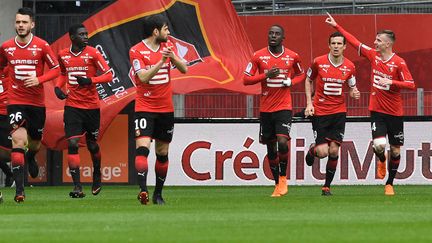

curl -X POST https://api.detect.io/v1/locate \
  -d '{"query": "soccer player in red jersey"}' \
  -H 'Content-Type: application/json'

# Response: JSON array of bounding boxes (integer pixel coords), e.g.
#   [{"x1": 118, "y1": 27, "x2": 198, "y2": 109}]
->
[
  {"x1": 55, "y1": 24, "x2": 113, "y2": 198},
  {"x1": 0, "y1": 68, "x2": 13, "y2": 187},
  {"x1": 0, "y1": 8, "x2": 60, "y2": 202},
  {"x1": 326, "y1": 13, "x2": 415, "y2": 195},
  {"x1": 304, "y1": 32, "x2": 360, "y2": 196},
  {"x1": 129, "y1": 15, "x2": 187, "y2": 205},
  {"x1": 243, "y1": 25, "x2": 305, "y2": 197}
]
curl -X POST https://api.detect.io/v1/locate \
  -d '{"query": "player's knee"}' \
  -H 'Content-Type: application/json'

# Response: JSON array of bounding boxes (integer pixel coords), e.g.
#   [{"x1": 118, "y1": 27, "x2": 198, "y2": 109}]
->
[
  {"x1": 390, "y1": 146, "x2": 400, "y2": 158},
  {"x1": 68, "y1": 139, "x2": 79, "y2": 154},
  {"x1": 87, "y1": 141, "x2": 100, "y2": 154},
  {"x1": 277, "y1": 141, "x2": 288, "y2": 154},
  {"x1": 316, "y1": 150, "x2": 328, "y2": 158},
  {"x1": 155, "y1": 145, "x2": 169, "y2": 156},
  {"x1": 328, "y1": 146, "x2": 340, "y2": 157},
  {"x1": 373, "y1": 138, "x2": 387, "y2": 153},
  {"x1": 266, "y1": 143, "x2": 277, "y2": 159},
  {"x1": 315, "y1": 145, "x2": 328, "y2": 158},
  {"x1": 12, "y1": 138, "x2": 26, "y2": 149}
]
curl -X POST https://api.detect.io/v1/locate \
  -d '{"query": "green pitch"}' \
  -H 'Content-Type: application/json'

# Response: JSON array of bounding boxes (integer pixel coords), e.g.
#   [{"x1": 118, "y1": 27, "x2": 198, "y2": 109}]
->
[{"x1": 0, "y1": 185, "x2": 431, "y2": 242}]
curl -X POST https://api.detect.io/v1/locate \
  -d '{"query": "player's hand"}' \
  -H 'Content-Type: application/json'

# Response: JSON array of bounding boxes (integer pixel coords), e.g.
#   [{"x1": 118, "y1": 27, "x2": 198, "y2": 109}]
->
[
  {"x1": 23, "y1": 75, "x2": 40, "y2": 87},
  {"x1": 325, "y1": 12, "x2": 337, "y2": 27},
  {"x1": 265, "y1": 67, "x2": 280, "y2": 79},
  {"x1": 350, "y1": 87, "x2": 361, "y2": 100},
  {"x1": 305, "y1": 104, "x2": 314, "y2": 117},
  {"x1": 282, "y1": 77, "x2": 292, "y2": 87},
  {"x1": 377, "y1": 77, "x2": 392, "y2": 86},
  {"x1": 161, "y1": 46, "x2": 173, "y2": 61},
  {"x1": 54, "y1": 87, "x2": 68, "y2": 100},
  {"x1": 75, "y1": 76, "x2": 92, "y2": 86}
]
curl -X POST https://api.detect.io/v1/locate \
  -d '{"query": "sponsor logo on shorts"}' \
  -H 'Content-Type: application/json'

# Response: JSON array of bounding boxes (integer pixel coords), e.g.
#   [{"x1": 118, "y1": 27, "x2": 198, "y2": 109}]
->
[
  {"x1": 92, "y1": 129, "x2": 99, "y2": 139},
  {"x1": 135, "y1": 129, "x2": 140, "y2": 137},
  {"x1": 394, "y1": 132, "x2": 404, "y2": 143},
  {"x1": 282, "y1": 123, "x2": 291, "y2": 133},
  {"x1": 167, "y1": 127, "x2": 174, "y2": 134}
]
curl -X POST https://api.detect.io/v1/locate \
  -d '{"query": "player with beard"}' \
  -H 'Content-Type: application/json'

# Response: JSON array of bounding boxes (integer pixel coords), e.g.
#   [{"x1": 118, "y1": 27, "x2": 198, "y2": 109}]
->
[
  {"x1": 55, "y1": 24, "x2": 112, "y2": 198},
  {"x1": 0, "y1": 7, "x2": 59, "y2": 202},
  {"x1": 326, "y1": 13, "x2": 415, "y2": 195},
  {"x1": 304, "y1": 32, "x2": 360, "y2": 195},
  {"x1": 243, "y1": 25, "x2": 305, "y2": 197},
  {"x1": 129, "y1": 15, "x2": 187, "y2": 205}
]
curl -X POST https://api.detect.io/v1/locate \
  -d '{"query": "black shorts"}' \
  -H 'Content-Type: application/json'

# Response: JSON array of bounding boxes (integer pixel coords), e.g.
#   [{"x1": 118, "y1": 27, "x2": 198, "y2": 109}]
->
[
  {"x1": 370, "y1": 111, "x2": 404, "y2": 146},
  {"x1": 259, "y1": 110, "x2": 292, "y2": 144},
  {"x1": 312, "y1": 112, "x2": 346, "y2": 145},
  {"x1": 0, "y1": 114, "x2": 12, "y2": 150},
  {"x1": 134, "y1": 112, "x2": 174, "y2": 143},
  {"x1": 7, "y1": 104, "x2": 46, "y2": 140},
  {"x1": 64, "y1": 106, "x2": 100, "y2": 141}
]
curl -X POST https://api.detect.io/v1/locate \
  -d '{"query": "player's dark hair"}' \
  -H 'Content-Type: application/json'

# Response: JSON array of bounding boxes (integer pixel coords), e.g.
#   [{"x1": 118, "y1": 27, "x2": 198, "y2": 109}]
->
[
  {"x1": 329, "y1": 31, "x2": 346, "y2": 44},
  {"x1": 142, "y1": 15, "x2": 169, "y2": 39},
  {"x1": 377, "y1": 30, "x2": 395, "y2": 42},
  {"x1": 17, "y1": 7, "x2": 34, "y2": 21},
  {"x1": 271, "y1": 24, "x2": 285, "y2": 35},
  {"x1": 69, "y1": 23, "x2": 86, "y2": 36}
]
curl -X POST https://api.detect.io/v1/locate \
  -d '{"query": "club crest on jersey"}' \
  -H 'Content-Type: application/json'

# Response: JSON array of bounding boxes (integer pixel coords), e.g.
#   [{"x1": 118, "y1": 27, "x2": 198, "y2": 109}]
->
[
  {"x1": 387, "y1": 62, "x2": 397, "y2": 72},
  {"x1": 281, "y1": 56, "x2": 293, "y2": 65},
  {"x1": 339, "y1": 66, "x2": 351, "y2": 77}
]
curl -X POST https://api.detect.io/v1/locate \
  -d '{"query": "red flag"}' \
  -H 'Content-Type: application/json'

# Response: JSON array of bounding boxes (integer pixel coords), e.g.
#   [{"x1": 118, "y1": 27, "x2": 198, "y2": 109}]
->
[{"x1": 43, "y1": 0, "x2": 254, "y2": 150}]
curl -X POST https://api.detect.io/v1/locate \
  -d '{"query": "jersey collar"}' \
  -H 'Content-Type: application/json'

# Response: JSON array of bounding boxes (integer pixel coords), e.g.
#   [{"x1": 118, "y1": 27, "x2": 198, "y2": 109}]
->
[
  {"x1": 69, "y1": 45, "x2": 85, "y2": 57},
  {"x1": 142, "y1": 40, "x2": 160, "y2": 53},
  {"x1": 14, "y1": 33, "x2": 33, "y2": 49},
  {"x1": 268, "y1": 46, "x2": 284, "y2": 58},
  {"x1": 327, "y1": 54, "x2": 344, "y2": 68},
  {"x1": 379, "y1": 53, "x2": 395, "y2": 63}
]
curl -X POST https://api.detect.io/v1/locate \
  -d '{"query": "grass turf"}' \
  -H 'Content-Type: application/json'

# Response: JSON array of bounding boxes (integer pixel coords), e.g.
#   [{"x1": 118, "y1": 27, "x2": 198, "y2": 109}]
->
[{"x1": 0, "y1": 185, "x2": 431, "y2": 242}]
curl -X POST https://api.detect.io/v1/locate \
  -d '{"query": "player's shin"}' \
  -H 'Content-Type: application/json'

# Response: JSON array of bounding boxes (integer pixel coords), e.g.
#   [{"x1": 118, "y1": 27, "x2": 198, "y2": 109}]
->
[
  {"x1": 11, "y1": 148, "x2": 25, "y2": 196},
  {"x1": 324, "y1": 155, "x2": 338, "y2": 188},
  {"x1": 89, "y1": 144, "x2": 101, "y2": 171},
  {"x1": 68, "y1": 153, "x2": 81, "y2": 188},
  {"x1": 154, "y1": 154, "x2": 169, "y2": 195},
  {"x1": 278, "y1": 147, "x2": 288, "y2": 176},
  {"x1": 268, "y1": 154, "x2": 279, "y2": 185},
  {"x1": 88, "y1": 142, "x2": 102, "y2": 194},
  {"x1": 135, "y1": 147, "x2": 149, "y2": 192},
  {"x1": 386, "y1": 154, "x2": 400, "y2": 185}
]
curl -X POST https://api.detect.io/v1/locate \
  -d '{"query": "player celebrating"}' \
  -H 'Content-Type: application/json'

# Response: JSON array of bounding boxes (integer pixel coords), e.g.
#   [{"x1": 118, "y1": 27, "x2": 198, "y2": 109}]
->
[
  {"x1": 0, "y1": 7, "x2": 60, "y2": 202},
  {"x1": 55, "y1": 24, "x2": 112, "y2": 198},
  {"x1": 0, "y1": 68, "x2": 13, "y2": 187},
  {"x1": 243, "y1": 25, "x2": 305, "y2": 197},
  {"x1": 326, "y1": 13, "x2": 415, "y2": 195},
  {"x1": 129, "y1": 15, "x2": 187, "y2": 205},
  {"x1": 304, "y1": 32, "x2": 360, "y2": 196}
]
